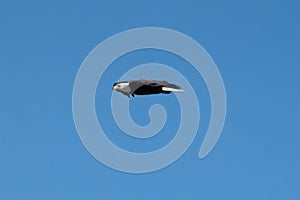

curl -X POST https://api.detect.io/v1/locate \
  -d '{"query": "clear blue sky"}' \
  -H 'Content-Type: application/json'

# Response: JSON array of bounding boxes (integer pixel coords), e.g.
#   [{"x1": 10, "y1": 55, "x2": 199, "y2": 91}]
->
[{"x1": 1, "y1": 0, "x2": 300, "y2": 199}]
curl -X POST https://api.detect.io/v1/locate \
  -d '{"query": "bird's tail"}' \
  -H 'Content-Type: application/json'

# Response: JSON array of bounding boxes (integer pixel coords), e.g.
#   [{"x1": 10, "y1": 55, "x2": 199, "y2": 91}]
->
[{"x1": 162, "y1": 87, "x2": 184, "y2": 92}]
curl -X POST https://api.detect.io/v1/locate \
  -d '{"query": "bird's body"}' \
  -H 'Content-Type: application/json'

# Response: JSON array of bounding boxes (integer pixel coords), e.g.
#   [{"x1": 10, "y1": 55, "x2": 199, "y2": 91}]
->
[{"x1": 113, "y1": 79, "x2": 184, "y2": 97}]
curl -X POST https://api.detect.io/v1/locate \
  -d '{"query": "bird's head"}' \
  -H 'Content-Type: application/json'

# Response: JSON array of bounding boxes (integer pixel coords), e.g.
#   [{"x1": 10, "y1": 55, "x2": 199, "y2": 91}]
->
[{"x1": 112, "y1": 81, "x2": 130, "y2": 93}]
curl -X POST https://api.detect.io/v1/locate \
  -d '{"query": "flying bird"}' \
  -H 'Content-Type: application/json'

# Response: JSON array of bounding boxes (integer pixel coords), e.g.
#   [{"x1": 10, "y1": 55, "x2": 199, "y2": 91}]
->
[{"x1": 112, "y1": 79, "x2": 184, "y2": 97}]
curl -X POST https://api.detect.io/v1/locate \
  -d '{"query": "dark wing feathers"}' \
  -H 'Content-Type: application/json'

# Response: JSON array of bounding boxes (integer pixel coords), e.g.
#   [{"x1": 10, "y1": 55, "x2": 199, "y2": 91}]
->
[{"x1": 134, "y1": 79, "x2": 181, "y2": 89}]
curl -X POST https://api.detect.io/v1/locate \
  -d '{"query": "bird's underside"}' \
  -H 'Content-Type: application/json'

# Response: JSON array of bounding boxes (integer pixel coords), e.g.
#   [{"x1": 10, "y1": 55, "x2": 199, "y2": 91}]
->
[
  {"x1": 133, "y1": 84, "x2": 171, "y2": 96},
  {"x1": 113, "y1": 79, "x2": 184, "y2": 98}
]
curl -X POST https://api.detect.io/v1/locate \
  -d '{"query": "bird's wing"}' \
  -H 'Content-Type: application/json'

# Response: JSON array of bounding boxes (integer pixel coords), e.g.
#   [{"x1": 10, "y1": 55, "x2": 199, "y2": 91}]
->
[
  {"x1": 128, "y1": 80, "x2": 146, "y2": 93},
  {"x1": 139, "y1": 79, "x2": 181, "y2": 89},
  {"x1": 129, "y1": 79, "x2": 182, "y2": 93}
]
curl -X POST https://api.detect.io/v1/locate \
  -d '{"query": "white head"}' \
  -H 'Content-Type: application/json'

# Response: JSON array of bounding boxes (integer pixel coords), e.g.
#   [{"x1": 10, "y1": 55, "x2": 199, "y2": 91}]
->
[{"x1": 113, "y1": 82, "x2": 130, "y2": 93}]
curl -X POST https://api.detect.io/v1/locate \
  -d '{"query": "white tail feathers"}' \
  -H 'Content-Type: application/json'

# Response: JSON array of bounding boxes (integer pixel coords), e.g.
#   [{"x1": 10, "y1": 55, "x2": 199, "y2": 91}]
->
[{"x1": 162, "y1": 87, "x2": 184, "y2": 92}]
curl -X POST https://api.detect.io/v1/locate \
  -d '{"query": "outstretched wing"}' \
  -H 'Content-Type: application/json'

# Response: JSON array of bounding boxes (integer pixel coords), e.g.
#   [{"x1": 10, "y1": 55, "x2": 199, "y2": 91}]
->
[
  {"x1": 128, "y1": 79, "x2": 183, "y2": 95},
  {"x1": 135, "y1": 79, "x2": 181, "y2": 89}
]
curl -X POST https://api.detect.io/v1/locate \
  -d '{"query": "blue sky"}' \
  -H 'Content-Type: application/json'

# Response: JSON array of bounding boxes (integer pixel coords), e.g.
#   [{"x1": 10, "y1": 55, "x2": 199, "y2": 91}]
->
[{"x1": 1, "y1": 0, "x2": 300, "y2": 199}]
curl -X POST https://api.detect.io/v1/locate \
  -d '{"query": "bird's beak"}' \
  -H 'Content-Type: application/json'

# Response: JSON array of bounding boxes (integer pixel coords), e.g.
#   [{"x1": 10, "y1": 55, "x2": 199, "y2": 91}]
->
[{"x1": 113, "y1": 85, "x2": 118, "y2": 90}]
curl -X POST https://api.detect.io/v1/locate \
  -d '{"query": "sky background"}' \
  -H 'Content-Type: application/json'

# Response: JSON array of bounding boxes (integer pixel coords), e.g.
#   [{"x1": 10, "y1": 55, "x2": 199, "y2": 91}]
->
[{"x1": 1, "y1": 0, "x2": 300, "y2": 199}]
